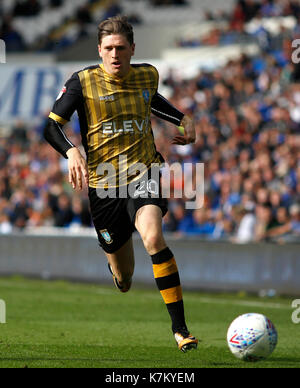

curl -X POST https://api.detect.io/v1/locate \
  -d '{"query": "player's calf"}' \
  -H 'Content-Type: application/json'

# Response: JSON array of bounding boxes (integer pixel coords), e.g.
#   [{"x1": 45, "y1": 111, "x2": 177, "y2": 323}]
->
[{"x1": 108, "y1": 264, "x2": 132, "y2": 293}]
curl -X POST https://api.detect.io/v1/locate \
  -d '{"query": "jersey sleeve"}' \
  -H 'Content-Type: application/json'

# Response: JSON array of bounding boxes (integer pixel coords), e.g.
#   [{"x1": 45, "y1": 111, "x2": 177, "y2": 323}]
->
[
  {"x1": 151, "y1": 92, "x2": 184, "y2": 126},
  {"x1": 44, "y1": 118, "x2": 75, "y2": 159},
  {"x1": 49, "y1": 72, "x2": 83, "y2": 125},
  {"x1": 149, "y1": 65, "x2": 184, "y2": 126}
]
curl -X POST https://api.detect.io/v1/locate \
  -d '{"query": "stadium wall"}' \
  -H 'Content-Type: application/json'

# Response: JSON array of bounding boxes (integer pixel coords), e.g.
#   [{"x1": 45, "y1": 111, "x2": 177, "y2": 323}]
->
[{"x1": 0, "y1": 233, "x2": 299, "y2": 295}]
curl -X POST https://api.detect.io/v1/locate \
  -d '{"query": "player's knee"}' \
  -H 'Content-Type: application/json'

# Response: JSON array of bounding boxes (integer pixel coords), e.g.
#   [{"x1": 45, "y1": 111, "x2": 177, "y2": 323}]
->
[{"x1": 143, "y1": 233, "x2": 165, "y2": 256}]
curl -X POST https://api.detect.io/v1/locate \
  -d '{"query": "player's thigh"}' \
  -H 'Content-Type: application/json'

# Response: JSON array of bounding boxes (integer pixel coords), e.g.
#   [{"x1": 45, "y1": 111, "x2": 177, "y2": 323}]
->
[
  {"x1": 106, "y1": 237, "x2": 135, "y2": 281},
  {"x1": 88, "y1": 188, "x2": 135, "y2": 254},
  {"x1": 135, "y1": 204, "x2": 167, "y2": 255}
]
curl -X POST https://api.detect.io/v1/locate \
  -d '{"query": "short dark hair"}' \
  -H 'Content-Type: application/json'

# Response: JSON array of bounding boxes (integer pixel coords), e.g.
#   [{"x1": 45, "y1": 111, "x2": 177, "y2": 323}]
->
[{"x1": 98, "y1": 15, "x2": 134, "y2": 46}]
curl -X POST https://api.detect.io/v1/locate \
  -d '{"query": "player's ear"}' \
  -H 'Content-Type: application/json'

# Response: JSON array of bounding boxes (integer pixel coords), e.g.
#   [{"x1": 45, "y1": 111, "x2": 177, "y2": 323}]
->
[
  {"x1": 131, "y1": 43, "x2": 136, "y2": 56},
  {"x1": 98, "y1": 44, "x2": 102, "y2": 59}
]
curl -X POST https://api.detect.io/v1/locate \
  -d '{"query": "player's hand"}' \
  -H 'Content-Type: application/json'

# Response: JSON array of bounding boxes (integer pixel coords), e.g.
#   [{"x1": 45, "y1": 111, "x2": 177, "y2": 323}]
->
[
  {"x1": 172, "y1": 116, "x2": 196, "y2": 146},
  {"x1": 66, "y1": 147, "x2": 89, "y2": 190}
]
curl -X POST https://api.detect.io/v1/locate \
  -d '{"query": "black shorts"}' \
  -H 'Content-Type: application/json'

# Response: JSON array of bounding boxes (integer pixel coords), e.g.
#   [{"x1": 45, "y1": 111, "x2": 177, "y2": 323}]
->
[{"x1": 88, "y1": 172, "x2": 168, "y2": 254}]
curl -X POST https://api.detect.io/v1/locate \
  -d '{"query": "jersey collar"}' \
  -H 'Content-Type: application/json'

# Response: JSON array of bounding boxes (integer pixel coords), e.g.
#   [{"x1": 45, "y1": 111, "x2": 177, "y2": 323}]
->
[{"x1": 99, "y1": 64, "x2": 133, "y2": 82}]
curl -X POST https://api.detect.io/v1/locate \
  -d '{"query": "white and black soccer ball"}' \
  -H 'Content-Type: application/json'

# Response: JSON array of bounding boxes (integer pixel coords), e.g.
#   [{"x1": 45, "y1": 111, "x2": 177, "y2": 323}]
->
[{"x1": 227, "y1": 313, "x2": 278, "y2": 362}]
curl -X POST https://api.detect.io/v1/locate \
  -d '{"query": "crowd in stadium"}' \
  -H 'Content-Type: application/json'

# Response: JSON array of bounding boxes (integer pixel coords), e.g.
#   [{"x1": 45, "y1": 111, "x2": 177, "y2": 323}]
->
[
  {"x1": 1, "y1": 57, "x2": 299, "y2": 242},
  {"x1": 0, "y1": 0, "x2": 299, "y2": 243},
  {"x1": 1, "y1": 0, "x2": 300, "y2": 53},
  {"x1": 3, "y1": 0, "x2": 300, "y2": 53},
  {"x1": 154, "y1": 47, "x2": 300, "y2": 243}
]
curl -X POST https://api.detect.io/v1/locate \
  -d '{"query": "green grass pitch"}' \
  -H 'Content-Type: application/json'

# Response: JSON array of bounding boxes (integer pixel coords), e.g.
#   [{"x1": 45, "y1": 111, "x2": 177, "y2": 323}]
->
[{"x1": 0, "y1": 276, "x2": 299, "y2": 368}]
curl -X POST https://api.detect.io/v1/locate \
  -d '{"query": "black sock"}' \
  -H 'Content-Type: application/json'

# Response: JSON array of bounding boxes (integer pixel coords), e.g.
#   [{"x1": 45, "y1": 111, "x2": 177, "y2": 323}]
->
[{"x1": 151, "y1": 247, "x2": 188, "y2": 333}]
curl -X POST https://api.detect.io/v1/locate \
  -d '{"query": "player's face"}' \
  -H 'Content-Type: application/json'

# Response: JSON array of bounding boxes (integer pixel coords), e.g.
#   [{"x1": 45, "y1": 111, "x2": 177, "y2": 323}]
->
[{"x1": 98, "y1": 34, "x2": 135, "y2": 78}]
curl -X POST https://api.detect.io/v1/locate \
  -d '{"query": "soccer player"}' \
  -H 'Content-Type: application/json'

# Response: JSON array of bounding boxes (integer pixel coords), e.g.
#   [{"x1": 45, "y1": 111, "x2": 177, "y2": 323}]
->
[{"x1": 44, "y1": 16, "x2": 198, "y2": 352}]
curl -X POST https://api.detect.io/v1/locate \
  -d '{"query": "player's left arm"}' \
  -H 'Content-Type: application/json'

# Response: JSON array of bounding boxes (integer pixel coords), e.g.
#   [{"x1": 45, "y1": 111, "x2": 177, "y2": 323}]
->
[{"x1": 151, "y1": 92, "x2": 195, "y2": 145}]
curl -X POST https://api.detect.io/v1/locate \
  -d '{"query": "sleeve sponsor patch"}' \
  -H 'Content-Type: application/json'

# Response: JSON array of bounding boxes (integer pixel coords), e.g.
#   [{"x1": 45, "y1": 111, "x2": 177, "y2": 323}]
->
[{"x1": 56, "y1": 86, "x2": 67, "y2": 101}]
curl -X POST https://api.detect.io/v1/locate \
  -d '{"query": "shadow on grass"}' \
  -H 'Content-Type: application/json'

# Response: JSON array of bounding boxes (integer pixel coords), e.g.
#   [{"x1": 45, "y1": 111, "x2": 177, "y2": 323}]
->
[
  {"x1": 209, "y1": 356, "x2": 300, "y2": 368},
  {"x1": 266, "y1": 356, "x2": 300, "y2": 366}
]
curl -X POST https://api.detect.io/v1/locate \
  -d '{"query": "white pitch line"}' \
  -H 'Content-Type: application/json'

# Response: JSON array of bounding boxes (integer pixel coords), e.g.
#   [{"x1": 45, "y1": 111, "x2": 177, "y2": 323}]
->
[
  {"x1": 0, "y1": 279, "x2": 292, "y2": 310},
  {"x1": 194, "y1": 296, "x2": 292, "y2": 310},
  {"x1": 94, "y1": 288, "x2": 117, "y2": 296},
  {"x1": 138, "y1": 292, "x2": 292, "y2": 310}
]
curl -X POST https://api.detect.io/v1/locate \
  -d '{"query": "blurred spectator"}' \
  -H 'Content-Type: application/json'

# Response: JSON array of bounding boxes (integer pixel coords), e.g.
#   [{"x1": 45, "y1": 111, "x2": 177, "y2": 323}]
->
[
  {"x1": 69, "y1": 196, "x2": 91, "y2": 228},
  {"x1": 266, "y1": 203, "x2": 300, "y2": 240},
  {"x1": 102, "y1": 0, "x2": 123, "y2": 20},
  {"x1": 127, "y1": 13, "x2": 143, "y2": 25},
  {"x1": 49, "y1": 0, "x2": 64, "y2": 7},
  {"x1": 9, "y1": 190, "x2": 31, "y2": 229},
  {"x1": 290, "y1": 204, "x2": 300, "y2": 234},
  {"x1": 240, "y1": 0, "x2": 261, "y2": 22},
  {"x1": 162, "y1": 210, "x2": 178, "y2": 232},
  {"x1": 0, "y1": 15, "x2": 26, "y2": 52},
  {"x1": 150, "y1": 0, "x2": 187, "y2": 5},
  {"x1": 230, "y1": 1, "x2": 246, "y2": 31},
  {"x1": 231, "y1": 204, "x2": 256, "y2": 243},
  {"x1": 13, "y1": 1, "x2": 28, "y2": 16},
  {"x1": 192, "y1": 208, "x2": 215, "y2": 235},
  {"x1": 53, "y1": 193, "x2": 73, "y2": 227},
  {"x1": 10, "y1": 120, "x2": 29, "y2": 146},
  {"x1": 76, "y1": 4, "x2": 93, "y2": 39},
  {"x1": 76, "y1": 5, "x2": 92, "y2": 25},
  {"x1": 13, "y1": 0, "x2": 42, "y2": 17},
  {"x1": 0, "y1": 214, "x2": 13, "y2": 234}
]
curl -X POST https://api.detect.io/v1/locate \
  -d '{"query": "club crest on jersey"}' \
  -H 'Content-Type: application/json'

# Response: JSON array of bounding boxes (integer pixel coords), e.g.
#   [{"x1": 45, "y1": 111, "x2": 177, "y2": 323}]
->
[
  {"x1": 100, "y1": 229, "x2": 113, "y2": 244},
  {"x1": 142, "y1": 89, "x2": 150, "y2": 104}
]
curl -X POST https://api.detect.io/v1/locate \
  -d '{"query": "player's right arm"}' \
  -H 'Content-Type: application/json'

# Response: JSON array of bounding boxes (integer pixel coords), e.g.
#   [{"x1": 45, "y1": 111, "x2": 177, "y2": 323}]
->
[{"x1": 44, "y1": 72, "x2": 89, "y2": 190}]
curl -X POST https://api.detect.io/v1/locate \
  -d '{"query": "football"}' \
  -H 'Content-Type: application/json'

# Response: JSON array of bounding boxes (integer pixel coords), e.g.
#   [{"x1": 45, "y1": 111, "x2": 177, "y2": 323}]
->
[{"x1": 227, "y1": 313, "x2": 278, "y2": 362}]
